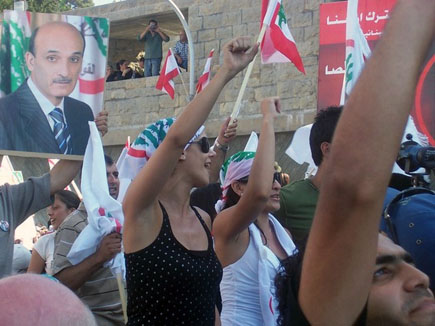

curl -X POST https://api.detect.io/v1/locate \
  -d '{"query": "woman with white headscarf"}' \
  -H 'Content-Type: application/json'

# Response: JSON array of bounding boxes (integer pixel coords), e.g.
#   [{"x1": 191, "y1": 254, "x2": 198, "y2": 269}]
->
[
  {"x1": 121, "y1": 37, "x2": 258, "y2": 326},
  {"x1": 213, "y1": 97, "x2": 296, "y2": 326}
]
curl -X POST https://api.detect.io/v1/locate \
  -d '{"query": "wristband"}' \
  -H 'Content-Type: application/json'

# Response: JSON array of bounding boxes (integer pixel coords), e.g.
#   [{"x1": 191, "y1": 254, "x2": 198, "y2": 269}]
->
[{"x1": 213, "y1": 139, "x2": 229, "y2": 152}]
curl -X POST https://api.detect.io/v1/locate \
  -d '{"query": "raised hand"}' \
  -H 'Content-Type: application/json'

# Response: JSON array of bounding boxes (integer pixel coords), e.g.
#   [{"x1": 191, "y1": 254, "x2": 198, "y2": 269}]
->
[
  {"x1": 95, "y1": 110, "x2": 108, "y2": 137},
  {"x1": 260, "y1": 97, "x2": 281, "y2": 119},
  {"x1": 218, "y1": 117, "x2": 238, "y2": 145},
  {"x1": 221, "y1": 37, "x2": 259, "y2": 80}
]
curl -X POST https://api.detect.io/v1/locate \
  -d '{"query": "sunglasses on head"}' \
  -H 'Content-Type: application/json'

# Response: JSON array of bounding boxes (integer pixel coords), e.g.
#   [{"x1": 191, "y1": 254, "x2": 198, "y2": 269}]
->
[
  {"x1": 188, "y1": 137, "x2": 210, "y2": 153},
  {"x1": 238, "y1": 172, "x2": 282, "y2": 185}
]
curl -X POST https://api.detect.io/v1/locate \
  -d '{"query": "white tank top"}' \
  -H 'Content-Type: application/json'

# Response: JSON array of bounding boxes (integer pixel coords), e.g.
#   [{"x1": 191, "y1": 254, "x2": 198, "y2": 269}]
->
[{"x1": 220, "y1": 216, "x2": 295, "y2": 326}]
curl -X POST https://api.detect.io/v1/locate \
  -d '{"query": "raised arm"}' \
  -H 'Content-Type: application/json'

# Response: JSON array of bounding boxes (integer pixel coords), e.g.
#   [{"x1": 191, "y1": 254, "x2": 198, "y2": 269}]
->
[
  {"x1": 209, "y1": 117, "x2": 238, "y2": 183},
  {"x1": 299, "y1": 0, "x2": 435, "y2": 324},
  {"x1": 123, "y1": 37, "x2": 258, "y2": 222},
  {"x1": 138, "y1": 25, "x2": 150, "y2": 40},
  {"x1": 49, "y1": 160, "x2": 81, "y2": 196},
  {"x1": 155, "y1": 26, "x2": 169, "y2": 42},
  {"x1": 214, "y1": 97, "x2": 280, "y2": 241}
]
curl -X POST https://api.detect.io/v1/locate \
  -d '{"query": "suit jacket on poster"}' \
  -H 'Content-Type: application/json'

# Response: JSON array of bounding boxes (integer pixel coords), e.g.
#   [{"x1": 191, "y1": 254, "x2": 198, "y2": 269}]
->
[{"x1": 0, "y1": 82, "x2": 94, "y2": 155}]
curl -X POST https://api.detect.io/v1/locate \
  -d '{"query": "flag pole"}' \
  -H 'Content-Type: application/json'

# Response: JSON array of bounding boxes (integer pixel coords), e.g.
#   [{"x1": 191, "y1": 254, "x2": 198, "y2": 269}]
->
[
  {"x1": 70, "y1": 181, "x2": 83, "y2": 200},
  {"x1": 230, "y1": 24, "x2": 268, "y2": 120},
  {"x1": 169, "y1": 48, "x2": 189, "y2": 100},
  {"x1": 178, "y1": 70, "x2": 189, "y2": 100},
  {"x1": 116, "y1": 273, "x2": 128, "y2": 323}
]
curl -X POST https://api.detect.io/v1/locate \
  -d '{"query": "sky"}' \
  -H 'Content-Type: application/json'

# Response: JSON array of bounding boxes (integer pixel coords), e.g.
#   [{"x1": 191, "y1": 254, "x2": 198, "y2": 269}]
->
[{"x1": 93, "y1": 0, "x2": 117, "y2": 6}]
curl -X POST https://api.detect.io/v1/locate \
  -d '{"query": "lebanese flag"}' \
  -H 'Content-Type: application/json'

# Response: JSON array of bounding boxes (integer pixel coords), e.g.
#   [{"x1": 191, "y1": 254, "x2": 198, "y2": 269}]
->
[
  {"x1": 260, "y1": 0, "x2": 305, "y2": 74},
  {"x1": 65, "y1": 16, "x2": 109, "y2": 116},
  {"x1": 156, "y1": 48, "x2": 180, "y2": 99},
  {"x1": 196, "y1": 49, "x2": 215, "y2": 94},
  {"x1": 339, "y1": 0, "x2": 371, "y2": 104}
]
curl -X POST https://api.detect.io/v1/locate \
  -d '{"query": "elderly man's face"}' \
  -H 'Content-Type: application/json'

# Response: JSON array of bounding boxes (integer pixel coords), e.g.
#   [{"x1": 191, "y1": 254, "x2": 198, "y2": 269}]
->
[
  {"x1": 25, "y1": 23, "x2": 84, "y2": 106},
  {"x1": 366, "y1": 235, "x2": 435, "y2": 325}
]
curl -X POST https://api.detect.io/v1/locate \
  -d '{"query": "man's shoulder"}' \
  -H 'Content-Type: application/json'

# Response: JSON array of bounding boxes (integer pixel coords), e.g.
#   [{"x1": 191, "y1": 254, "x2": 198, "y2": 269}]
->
[
  {"x1": 281, "y1": 179, "x2": 317, "y2": 199},
  {"x1": 58, "y1": 208, "x2": 88, "y2": 233},
  {"x1": 283, "y1": 179, "x2": 312, "y2": 191},
  {"x1": 64, "y1": 97, "x2": 94, "y2": 125},
  {"x1": 64, "y1": 96, "x2": 93, "y2": 113},
  {"x1": 0, "y1": 84, "x2": 26, "y2": 112}
]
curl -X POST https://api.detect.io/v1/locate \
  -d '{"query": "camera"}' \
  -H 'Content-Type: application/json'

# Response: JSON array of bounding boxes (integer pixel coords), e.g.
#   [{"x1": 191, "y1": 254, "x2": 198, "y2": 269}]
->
[{"x1": 396, "y1": 134, "x2": 435, "y2": 173}]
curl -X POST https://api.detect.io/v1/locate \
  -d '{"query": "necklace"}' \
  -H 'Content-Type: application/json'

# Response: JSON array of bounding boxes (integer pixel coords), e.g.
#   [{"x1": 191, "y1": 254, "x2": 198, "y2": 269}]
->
[{"x1": 254, "y1": 221, "x2": 268, "y2": 246}]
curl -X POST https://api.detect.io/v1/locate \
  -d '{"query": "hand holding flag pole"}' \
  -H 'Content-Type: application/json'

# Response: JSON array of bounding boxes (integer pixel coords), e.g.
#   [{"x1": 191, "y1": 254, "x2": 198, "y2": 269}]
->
[
  {"x1": 231, "y1": 0, "x2": 305, "y2": 120},
  {"x1": 177, "y1": 65, "x2": 190, "y2": 100}
]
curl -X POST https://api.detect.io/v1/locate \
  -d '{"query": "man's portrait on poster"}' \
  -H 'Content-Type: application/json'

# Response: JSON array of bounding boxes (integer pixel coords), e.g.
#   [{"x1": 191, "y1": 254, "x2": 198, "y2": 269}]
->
[{"x1": 0, "y1": 21, "x2": 94, "y2": 156}]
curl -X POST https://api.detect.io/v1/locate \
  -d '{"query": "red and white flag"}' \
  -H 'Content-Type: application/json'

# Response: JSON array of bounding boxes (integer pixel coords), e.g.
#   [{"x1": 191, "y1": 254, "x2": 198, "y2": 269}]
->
[
  {"x1": 260, "y1": 0, "x2": 305, "y2": 74},
  {"x1": 196, "y1": 49, "x2": 215, "y2": 94},
  {"x1": 156, "y1": 48, "x2": 180, "y2": 99}
]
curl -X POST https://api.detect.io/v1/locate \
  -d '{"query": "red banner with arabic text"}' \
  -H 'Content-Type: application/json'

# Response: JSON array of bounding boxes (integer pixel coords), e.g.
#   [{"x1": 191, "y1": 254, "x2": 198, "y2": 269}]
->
[{"x1": 318, "y1": 0, "x2": 434, "y2": 145}]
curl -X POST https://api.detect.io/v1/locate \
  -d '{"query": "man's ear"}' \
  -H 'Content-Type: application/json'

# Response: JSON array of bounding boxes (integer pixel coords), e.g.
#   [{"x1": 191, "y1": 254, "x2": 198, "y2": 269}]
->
[
  {"x1": 320, "y1": 142, "x2": 331, "y2": 158},
  {"x1": 25, "y1": 52, "x2": 35, "y2": 72},
  {"x1": 179, "y1": 152, "x2": 186, "y2": 161}
]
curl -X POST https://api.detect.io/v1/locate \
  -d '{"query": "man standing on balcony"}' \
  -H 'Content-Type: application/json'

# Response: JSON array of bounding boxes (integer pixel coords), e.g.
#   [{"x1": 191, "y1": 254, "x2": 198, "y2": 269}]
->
[{"x1": 138, "y1": 19, "x2": 170, "y2": 77}]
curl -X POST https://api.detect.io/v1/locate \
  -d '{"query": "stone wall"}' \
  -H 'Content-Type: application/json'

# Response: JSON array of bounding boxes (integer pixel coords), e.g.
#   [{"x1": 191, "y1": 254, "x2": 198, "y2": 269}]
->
[{"x1": 68, "y1": 0, "x2": 323, "y2": 179}]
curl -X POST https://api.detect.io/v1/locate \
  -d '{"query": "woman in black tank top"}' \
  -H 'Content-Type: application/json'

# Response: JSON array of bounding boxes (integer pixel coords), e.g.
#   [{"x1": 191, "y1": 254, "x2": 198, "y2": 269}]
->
[{"x1": 122, "y1": 38, "x2": 259, "y2": 325}]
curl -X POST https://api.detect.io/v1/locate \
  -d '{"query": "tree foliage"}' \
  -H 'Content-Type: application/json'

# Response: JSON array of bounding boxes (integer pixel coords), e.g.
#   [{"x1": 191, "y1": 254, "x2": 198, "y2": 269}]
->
[{"x1": 0, "y1": 0, "x2": 94, "y2": 13}]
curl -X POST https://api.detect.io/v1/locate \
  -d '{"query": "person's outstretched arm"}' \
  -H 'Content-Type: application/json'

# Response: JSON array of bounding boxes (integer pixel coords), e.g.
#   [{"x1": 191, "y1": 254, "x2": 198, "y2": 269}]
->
[
  {"x1": 49, "y1": 160, "x2": 81, "y2": 195},
  {"x1": 123, "y1": 37, "x2": 258, "y2": 251},
  {"x1": 209, "y1": 117, "x2": 238, "y2": 183},
  {"x1": 299, "y1": 0, "x2": 435, "y2": 324},
  {"x1": 213, "y1": 97, "x2": 279, "y2": 265}
]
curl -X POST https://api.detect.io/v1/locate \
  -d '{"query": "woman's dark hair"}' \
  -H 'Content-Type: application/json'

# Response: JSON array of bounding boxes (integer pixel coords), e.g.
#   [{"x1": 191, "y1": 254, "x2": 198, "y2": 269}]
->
[
  {"x1": 274, "y1": 238, "x2": 308, "y2": 326},
  {"x1": 274, "y1": 237, "x2": 368, "y2": 326},
  {"x1": 116, "y1": 59, "x2": 127, "y2": 71},
  {"x1": 54, "y1": 190, "x2": 80, "y2": 210},
  {"x1": 222, "y1": 178, "x2": 248, "y2": 210}
]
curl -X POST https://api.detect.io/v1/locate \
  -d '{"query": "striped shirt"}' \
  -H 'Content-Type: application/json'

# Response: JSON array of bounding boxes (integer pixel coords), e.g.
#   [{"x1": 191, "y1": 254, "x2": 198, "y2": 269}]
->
[{"x1": 52, "y1": 203, "x2": 124, "y2": 326}]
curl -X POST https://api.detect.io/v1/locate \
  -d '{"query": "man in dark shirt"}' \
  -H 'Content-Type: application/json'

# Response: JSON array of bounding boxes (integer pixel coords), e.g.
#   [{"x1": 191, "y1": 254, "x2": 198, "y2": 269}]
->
[{"x1": 137, "y1": 19, "x2": 170, "y2": 77}]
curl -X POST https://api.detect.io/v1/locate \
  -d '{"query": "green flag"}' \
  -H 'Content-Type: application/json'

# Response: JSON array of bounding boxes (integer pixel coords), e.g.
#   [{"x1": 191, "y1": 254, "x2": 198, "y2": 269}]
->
[{"x1": 0, "y1": 10, "x2": 31, "y2": 97}]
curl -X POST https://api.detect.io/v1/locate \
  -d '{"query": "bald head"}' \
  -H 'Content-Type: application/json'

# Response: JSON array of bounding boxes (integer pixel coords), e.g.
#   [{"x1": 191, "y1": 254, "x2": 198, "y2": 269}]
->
[
  {"x1": 25, "y1": 21, "x2": 85, "y2": 106},
  {"x1": 0, "y1": 274, "x2": 96, "y2": 326},
  {"x1": 28, "y1": 21, "x2": 85, "y2": 56}
]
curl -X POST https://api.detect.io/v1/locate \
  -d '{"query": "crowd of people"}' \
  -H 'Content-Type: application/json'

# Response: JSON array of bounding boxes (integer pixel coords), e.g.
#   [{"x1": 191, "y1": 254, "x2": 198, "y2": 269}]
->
[{"x1": 1, "y1": 0, "x2": 434, "y2": 325}]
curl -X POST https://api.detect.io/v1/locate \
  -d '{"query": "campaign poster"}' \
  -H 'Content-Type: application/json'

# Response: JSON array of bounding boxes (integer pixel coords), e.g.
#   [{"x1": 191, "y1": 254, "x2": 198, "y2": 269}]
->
[
  {"x1": 318, "y1": 0, "x2": 434, "y2": 145},
  {"x1": 0, "y1": 10, "x2": 109, "y2": 158}
]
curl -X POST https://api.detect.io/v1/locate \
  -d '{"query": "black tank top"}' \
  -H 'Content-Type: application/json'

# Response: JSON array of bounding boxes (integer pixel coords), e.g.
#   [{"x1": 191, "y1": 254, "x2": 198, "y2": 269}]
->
[{"x1": 125, "y1": 203, "x2": 222, "y2": 325}]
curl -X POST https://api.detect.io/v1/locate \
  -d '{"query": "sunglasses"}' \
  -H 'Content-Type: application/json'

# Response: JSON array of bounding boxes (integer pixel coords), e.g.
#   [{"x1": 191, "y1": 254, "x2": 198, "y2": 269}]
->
[
  {"x1": 188, "y1": 137, "x2": 210, "y2": 153},
  {"x1": 238, "y1": 172, "x2": 282, "y2": 185}
]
